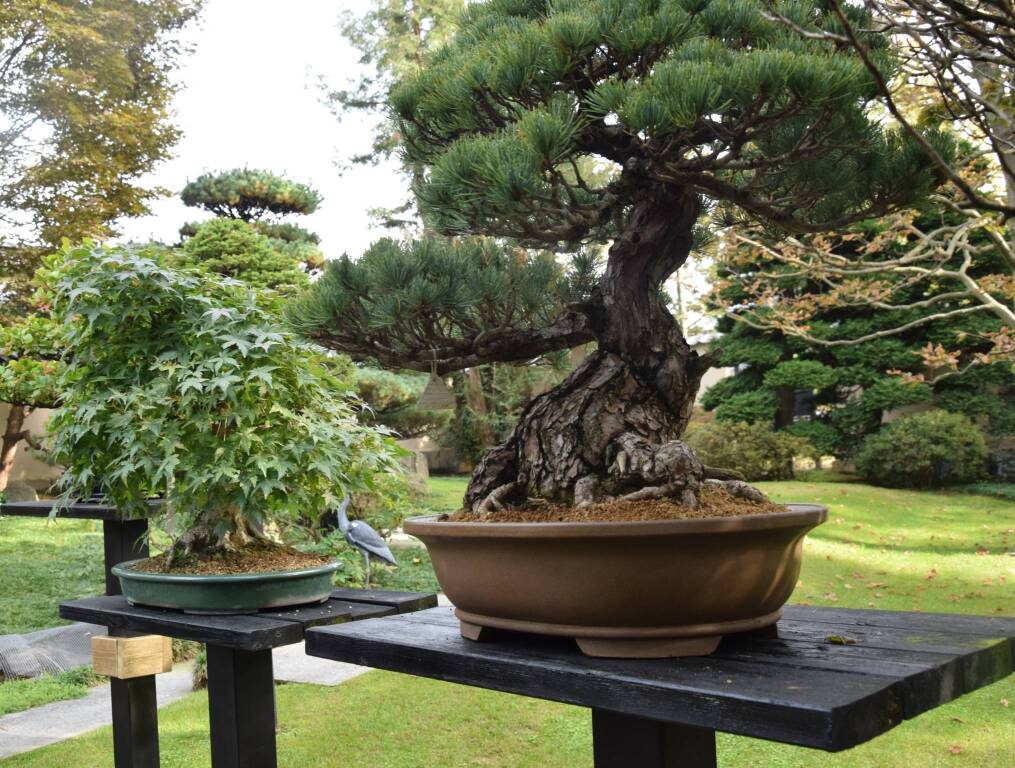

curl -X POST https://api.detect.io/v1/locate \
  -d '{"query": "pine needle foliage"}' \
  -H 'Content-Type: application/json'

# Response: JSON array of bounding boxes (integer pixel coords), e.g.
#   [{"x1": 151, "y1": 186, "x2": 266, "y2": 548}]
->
[
  {"x1": 181, "y1": 169, "x2": 322, "y2": 222},
  {"x1": 389, "y1": 0, "x2": 949, "y2": 248},
  {"x1": 288, "y1": 237, "x2": 588, "y2": 372}
]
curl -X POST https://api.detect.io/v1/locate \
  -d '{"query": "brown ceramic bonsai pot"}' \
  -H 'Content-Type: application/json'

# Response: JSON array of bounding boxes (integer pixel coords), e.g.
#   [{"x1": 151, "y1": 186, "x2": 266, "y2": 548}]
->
[{"x1": 405, "y1": 503, "x2": 826, "y2": 658}]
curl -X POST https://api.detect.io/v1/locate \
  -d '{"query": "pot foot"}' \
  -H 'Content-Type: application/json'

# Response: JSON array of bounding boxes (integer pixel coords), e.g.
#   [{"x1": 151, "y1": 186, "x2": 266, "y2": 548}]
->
[
  {"x1": 575, "y1": 634, "x2": 722, "y2": 658},
  {"x1": 460, "y1": 619, "x2": 502, "y2": 642}
]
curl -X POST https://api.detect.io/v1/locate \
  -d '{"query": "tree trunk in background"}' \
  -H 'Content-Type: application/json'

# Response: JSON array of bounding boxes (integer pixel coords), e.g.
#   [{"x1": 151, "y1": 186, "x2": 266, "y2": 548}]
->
[
  {"x1": 0, "y1": 404, "x2": 27, "y2": 493},
  {"x1": 465, "y1": 185, "x2": 711, "y2": 509},
  {"x1": 464, "y1": 367, "x2": 497, "y2": 448},
  {"x1": 775, "y1": 387, "x2": 795, "y2": 429}
]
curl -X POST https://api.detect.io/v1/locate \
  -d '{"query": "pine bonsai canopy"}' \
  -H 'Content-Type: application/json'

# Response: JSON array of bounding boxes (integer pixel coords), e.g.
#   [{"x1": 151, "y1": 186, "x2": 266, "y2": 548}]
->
[
  {"x1": 298, "y1": 0, "x2": 946, "y2": 509},
  {"x1": 181, "y1": 169, "x2": 322, "y2": 222}
]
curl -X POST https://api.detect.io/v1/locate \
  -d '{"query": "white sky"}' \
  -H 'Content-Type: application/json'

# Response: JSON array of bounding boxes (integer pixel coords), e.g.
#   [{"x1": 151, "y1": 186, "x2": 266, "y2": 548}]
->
[{"x1": 115, "y1": 0, "x2": 404, "y2": 259}]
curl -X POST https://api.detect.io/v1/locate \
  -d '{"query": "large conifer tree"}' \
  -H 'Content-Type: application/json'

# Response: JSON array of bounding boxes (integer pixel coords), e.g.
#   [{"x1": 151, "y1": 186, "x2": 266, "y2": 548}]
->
[{"x1": 296, "y1": 0, "x2": 946, "y2": 511}]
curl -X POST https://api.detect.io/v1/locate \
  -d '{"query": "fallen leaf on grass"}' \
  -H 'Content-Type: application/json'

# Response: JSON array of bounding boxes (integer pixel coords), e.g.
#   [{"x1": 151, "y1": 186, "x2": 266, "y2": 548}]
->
[
  {"x1": 948, "y1": 745, "x2": 963, "y2": 755},
  {"x1": 1002, "y1": 698, "x2": 1009, "y2": 708}
]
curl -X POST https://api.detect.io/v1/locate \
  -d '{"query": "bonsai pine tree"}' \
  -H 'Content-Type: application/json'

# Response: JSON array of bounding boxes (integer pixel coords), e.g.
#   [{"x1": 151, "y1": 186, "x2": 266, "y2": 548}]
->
[
  {"x1": 180, "y1": 168, "x2": 326, "y2": 278},
  {"x1": 46, "y1": 244, "x2": 400, "y2": 562},
  {"x1": 296, "y1": 0, "x2": 945, "y2": 512},
  {"x1": 180, "y1": 218, "x2": 310, "y2": 294},
  {"x1": 181, "y1": 169, "x2": 321, "y2": 222}
]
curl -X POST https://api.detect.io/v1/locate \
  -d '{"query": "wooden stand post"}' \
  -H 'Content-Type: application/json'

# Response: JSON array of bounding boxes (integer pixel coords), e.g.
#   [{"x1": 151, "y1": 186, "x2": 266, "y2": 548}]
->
[
  {"x1": 102, "y1": 519, "x2": 149, "y2": 596},
  {"x1": 97, "y1": 629, "x2": 165, "y2": 768},
  {"x1": 592, "y1": 710, "x2": 716, "y2": 768},
  {"x1": 206, "y1": 645, "x2": 277, "y2": 768}
]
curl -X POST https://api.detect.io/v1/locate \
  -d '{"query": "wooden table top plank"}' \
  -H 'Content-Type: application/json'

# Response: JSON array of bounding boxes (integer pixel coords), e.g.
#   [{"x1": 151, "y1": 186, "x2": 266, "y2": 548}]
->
[
  {"x1": 59, "y1": 589, "x2": 430, "y2": 650},
  {"x1": 306, "y1": 608, "x2": 905, "y2": 750},
  {"x1": 60, "y1": 596, "x2": 303, "y2": 650},
  {"x1": 385, "y1": 608, "x2": 1008, "y2": 691},
  {"x1": 1, "y1": 500, "x2": 161, "y2": 521},
  {"x1": 257, "y1": 600, "x2": 355, "y2": 629},
  {"x1": 784, "y1": 604, "x2": 1015, "y2": 638},
  {"x1": 305, "y1": 605, "x2": 1015, "y2": 751},
  {"x1": 2, "y1": 501, "x2": 124, "y2": 521},
  {"x1": 770, "y1": 619, "x2": 1013, "y2": 696},
  {"x1": 329, "y1": 588, "x2": 438, "y2": 614}
]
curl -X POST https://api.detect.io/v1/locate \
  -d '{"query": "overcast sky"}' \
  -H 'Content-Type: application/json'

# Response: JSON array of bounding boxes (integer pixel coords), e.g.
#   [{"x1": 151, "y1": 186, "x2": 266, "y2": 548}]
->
[{"x1": 116, "y1": 0, "x2": 403, "y2": 259}]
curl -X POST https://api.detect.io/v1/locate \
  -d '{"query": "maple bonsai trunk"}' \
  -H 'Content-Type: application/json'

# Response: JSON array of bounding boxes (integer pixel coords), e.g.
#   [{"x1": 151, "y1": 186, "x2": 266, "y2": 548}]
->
[
  {"x1": 465, "y1": 185, "x2": 716, "y2": 511},
  {"x1": 168, "y1": 504, "x2": 277, "y2": 567}
]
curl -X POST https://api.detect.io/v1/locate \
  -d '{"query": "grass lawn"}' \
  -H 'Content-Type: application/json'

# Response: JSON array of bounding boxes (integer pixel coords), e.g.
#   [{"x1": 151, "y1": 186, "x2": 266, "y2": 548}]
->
[
  {"x1": 0, "y1": 516, "x2": 104, "y2": 635},
  {"x1": 3, "y1": 477, "x2": 1013, "y2": 766},
  {"x1": 0, "y1": 668, "x2": 102, "y2": 717}
]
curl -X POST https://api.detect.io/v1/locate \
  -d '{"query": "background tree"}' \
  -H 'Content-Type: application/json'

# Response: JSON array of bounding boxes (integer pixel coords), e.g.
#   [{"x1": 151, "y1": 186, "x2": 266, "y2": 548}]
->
[
  {"x1": 0, "y1": 315, "x2": 61, "y2": 490},
  {"x1": 180, "y1": 168, "x2": 325, "y2": 278},
  {"x1": 0, "y1": 0, "x2": 201, "y2": 491},
  {"x1": 736, "y1": 1, "x2": 1015, "y2": 368},
  {"x1": 709, "y1": 202, "x2": 1015, "y2": 459},
  {"x1": 324, "y1": 0, "x2": 463, "y2": 228},
  {"x1": 294, "y1": 0, "x2": 944, "y2": 512},
  {"x1": 179, "y1": 218, "x2": 310, "y2": 295}
]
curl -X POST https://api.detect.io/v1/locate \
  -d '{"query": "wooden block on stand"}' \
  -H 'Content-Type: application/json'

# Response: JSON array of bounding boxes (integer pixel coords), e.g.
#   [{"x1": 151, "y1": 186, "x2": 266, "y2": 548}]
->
[{"x1": 92, "y1": 634, "x2": 173, "y2": 679}]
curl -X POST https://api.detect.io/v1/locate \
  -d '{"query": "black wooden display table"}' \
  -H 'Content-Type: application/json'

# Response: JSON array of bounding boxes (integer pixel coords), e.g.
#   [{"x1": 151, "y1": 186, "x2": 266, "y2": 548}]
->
[
  {"x1": 1, "y1": 500, "x2": 157, "y2": 595},
  {"x1": 305, "y1": 604, "x2": 1015, "y2": 767},
  {"x1": 60, "y1": 589, "x2": 438, "y2": 768}
]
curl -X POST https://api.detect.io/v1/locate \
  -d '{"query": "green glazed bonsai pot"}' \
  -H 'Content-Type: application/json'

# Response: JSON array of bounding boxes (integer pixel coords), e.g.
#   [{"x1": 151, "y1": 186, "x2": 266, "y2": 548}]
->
[{"x1": 112, "y1": 559, "x2": 339, "y2": 614}]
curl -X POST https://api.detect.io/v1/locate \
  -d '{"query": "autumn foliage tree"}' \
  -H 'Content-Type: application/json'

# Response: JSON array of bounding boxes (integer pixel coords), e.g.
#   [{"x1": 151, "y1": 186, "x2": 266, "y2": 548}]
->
[
  {"x1": 710, "y1": 200, "x2": 1015, "y2": 458},
  {"x1": 295, "y1": 0, "x2": 944, "y2": 512},
  {"x1": 727, "y1": 1, "x2": 1015, "y2": 372},
  {"x1": 0, "y1": 0, "x2": 201, "y2": 491}
]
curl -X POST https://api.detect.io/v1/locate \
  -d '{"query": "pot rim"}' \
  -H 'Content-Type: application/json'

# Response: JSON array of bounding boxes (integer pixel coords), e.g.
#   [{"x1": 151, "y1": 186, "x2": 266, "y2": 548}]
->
[
  {"x1": 405, "y1": 503, "x2": 827, "y2": 539},
  {"x1": 111, "y1": 558, "x2": 339, "y2": 584}
]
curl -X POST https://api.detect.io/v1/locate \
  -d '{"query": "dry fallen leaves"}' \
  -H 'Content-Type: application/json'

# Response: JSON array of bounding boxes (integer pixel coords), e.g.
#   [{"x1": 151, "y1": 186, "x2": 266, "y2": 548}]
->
[{"x1": 949, "y1": 745, "x2": 963, "y2": 755}]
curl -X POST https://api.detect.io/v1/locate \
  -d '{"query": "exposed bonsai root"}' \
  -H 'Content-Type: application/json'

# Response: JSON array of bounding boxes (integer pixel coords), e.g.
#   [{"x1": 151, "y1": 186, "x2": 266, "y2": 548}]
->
[
  {"x1": 475, "y1": 481, "x2": 524, "y2": 515},
  {"x1": 166, "y1": 507, "x2": 279, "y2": 570},
  {"x1": 467, "y1": 434, "x2": 768, "y2": 516},
  {"x1": 705, "y1": 478, "x2": 768, "y2": 503}
]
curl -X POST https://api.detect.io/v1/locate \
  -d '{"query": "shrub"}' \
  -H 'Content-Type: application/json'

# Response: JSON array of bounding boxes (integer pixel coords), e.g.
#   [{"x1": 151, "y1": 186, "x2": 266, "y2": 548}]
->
[
  {"x1": 179, "y1": 218, "x2": 309, "y2": 294},
  {"x1": 762, "y1": 360, "x2": 838, "y2": 391},
  {"x1": 783, "y1": 420, "x2": 841, "y2": 459},
  {"x1": 46, "y1": 243, "x2": 402, "y2": 561},
  {"x1": 855, "y1": 411, "x2": 987, "y2": 488},
  {"x1": 686, "y1": 421, "x2": 812, "y2": 481},
  {"x1": 713, "y1": 391, "x2": 778, "y2": 425}
]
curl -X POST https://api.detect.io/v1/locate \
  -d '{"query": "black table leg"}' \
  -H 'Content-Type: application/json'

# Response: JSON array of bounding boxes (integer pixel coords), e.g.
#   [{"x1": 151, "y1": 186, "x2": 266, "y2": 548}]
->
[
  {"x1": 109, "y1": 628, "x2": 160, "y2": 768},
  {"x1": 206, "y1": 645, "x2": 277, "y2": 768},
  {"x1": 103, "y1": 519, "x2": 149, "y2": 596},
  {"x1": 592, "y1": 710, "x2": 716, "y2": 768}
]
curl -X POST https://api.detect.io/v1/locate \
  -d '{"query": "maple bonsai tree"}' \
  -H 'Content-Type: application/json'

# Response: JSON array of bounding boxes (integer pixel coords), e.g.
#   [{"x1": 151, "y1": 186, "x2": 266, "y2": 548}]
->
[
  {"x1": 295, "y1": 0, "x2": 946, "y2": 512},
  {"x1": 47, "y1": 244, "x2": 400, "y2": 563}
]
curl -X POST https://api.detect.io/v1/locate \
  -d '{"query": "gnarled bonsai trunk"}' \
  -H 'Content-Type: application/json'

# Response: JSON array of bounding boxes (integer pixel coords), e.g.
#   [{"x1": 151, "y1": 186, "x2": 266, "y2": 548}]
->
[
  {"x1": 168, "y1": 504, "x2": 277, "y2": 568},
  {"x1": 466, "y1": 185, "x2": 718, "y2": 511}
]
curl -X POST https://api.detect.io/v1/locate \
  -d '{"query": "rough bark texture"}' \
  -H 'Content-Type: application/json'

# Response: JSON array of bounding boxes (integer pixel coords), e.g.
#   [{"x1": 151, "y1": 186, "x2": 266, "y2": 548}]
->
[
  {"x1": 0, "y1": 404, "x2": 28, "y2": 493},
  {"x1": 168, "y1": 505, "x2": 277, "y2": 568},
  {"x1": 465, "y1": 184, "x2": 716, "y2": 511}
]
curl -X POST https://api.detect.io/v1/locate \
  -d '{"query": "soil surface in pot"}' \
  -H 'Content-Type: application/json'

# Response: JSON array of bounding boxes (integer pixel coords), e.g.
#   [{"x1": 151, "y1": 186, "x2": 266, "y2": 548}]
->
[
  {"x1": 130, "y1": 543, "x2": 331, "y2": 575},
  {"x1": 446, "y1": 485, "x2": 784, "y2": 523}
]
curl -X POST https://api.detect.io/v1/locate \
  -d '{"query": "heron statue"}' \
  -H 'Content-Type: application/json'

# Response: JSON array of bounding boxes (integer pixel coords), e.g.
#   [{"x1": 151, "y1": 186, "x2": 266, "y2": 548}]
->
[{"x1": 335, "y1": 497, "x2": 397, "y2": 587}]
